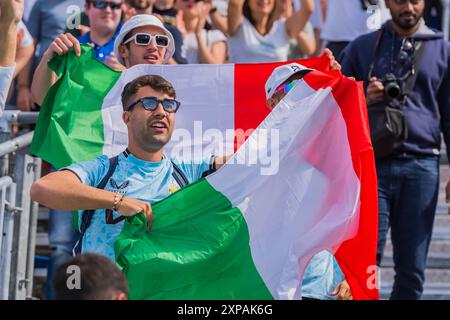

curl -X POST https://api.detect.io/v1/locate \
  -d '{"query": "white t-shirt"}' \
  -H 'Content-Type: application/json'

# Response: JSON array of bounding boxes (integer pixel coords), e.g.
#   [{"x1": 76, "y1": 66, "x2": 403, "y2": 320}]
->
[
  {"x1": 182, "y1": 29, "x2": 227, "y2": 64},
  {"x1": 0, "y1": 64, "x2": 16, "y2": 114},
  {"x1": 294, "y1": 0, "x2": 323, "y2": 29},
  {"x1": 320, "y1": 0, "x2": 391, "y2": 42},
  {"x1": 228, "y1": 18, "x2": 290, "y2": 63}
]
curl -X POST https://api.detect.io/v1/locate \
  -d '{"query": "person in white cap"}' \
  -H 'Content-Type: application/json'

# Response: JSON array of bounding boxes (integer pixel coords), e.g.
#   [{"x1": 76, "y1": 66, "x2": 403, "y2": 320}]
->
[
  {"x1": 31, "y1": 14, "x2": 176, "y2": 107},
  {"x1": 264, "y1": 62, "x2": 353, "y2": 300}
]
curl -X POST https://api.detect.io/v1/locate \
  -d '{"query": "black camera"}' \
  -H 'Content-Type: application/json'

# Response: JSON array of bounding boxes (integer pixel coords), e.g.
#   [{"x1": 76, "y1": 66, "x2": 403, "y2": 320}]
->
[{"x1": 382, "y1": 73, "x2": 403, "y2": 101}]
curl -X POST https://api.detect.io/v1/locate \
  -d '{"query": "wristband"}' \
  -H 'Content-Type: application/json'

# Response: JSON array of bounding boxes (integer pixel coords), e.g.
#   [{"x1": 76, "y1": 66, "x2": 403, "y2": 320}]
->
[
  {"x1": 209, "y1": 7, "x2": 217, "y2": 14},
  {"x1": 112, "y1": 193, "x2": 124, "y2": 211}
]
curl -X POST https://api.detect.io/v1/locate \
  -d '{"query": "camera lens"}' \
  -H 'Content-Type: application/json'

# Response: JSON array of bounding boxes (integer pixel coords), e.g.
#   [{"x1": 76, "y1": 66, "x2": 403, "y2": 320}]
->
[{"x1": 385, "y1": 82, "x2": 401, "y2": 99}]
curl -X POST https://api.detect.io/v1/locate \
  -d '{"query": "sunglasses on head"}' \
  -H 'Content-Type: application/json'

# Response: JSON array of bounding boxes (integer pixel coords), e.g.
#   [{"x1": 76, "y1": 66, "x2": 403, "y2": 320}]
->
[
  {"x1": 274, "y1": 79, "x2": 299, "y2": 96},
  {"x1": 89, "y1": 1, "x2": 122, "y2": 10},
  {"x1": 127, "y1": 96, "x2": 181, "y2": 113},
  {"x1": 123, "y1": 33, "x2": 170, "y2": 48}
]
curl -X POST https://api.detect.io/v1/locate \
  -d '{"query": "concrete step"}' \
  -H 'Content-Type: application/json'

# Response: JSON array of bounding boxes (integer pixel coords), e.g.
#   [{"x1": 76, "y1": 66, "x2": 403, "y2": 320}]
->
[
  {"x1": 380, "y1": 267, "x2": 450, "y2": 284},
  {"x1": 384, "y1": 240, "x2": 450, "y2": 256},
  {"x1": 386, "y1": 226, "x2": 450, "y2": 241},
  {"x1": 380, "y1": 283, "x2": 450, "y2": 300},
  {"x1": 380, "y1": 254, "x2": 450, "y2": 269}
]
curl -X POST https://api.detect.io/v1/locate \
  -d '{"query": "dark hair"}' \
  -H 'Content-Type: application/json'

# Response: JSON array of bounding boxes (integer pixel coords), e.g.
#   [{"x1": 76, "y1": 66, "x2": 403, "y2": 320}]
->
[
  {"x1": 243, "y1": 0, "x2": 276, "y2": 35},
  {"x1": 121, "y1": 75, "x2": 176, "y2": 110},
  {"x1": 53, "y1": 253, "x2": 129, "y2": 300}
]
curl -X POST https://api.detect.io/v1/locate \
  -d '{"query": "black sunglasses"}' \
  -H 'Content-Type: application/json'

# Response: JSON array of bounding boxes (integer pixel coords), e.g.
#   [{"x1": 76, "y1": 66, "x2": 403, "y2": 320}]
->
[
  {"x1": 90, "y1": 1, "x2": 122, "y2": 10},
  {"x1": 127, "y1": 96, "x2": 181, "y2": 113}
]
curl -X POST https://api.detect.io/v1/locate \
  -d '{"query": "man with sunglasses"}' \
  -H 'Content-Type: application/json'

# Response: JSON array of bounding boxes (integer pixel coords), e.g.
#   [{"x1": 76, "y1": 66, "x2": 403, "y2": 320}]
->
[
  {"x1": 31, "y1": 74, "x2": 227, "y2": 263},
  {"x1": 340, "y1": 0, "x2": 450, "y2": 299},
  {"x1": 29, "y1": 13, "x2": 178, "y2": 299},
  {"x1": 77, "y1": 0, "x2": 124, "y2": 71},
  {"x1": 265, "y1": 63, "x2": 353, "y2": 300},
  {"x1": 121, "y1": 0, "x2": 187, "y2": 64}
]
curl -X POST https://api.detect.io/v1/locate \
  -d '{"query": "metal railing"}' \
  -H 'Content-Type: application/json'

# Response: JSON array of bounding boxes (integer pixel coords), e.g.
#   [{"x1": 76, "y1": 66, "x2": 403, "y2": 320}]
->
[
  {"x1": 0, "y1": 111, "x2": 41, "y2": 300},
  {"x1": 443, "y1": 0, "x2": 450, "y2": 41}
]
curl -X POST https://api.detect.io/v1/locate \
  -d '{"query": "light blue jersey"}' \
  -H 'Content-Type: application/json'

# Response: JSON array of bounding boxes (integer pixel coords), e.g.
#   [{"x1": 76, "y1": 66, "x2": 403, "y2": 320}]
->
[
  {"x1": 302, "y1": 250, "x2": 345, "y2": 300},
  {"x1": 64, "y1": 151, "x2": 213, "y2": 260}
]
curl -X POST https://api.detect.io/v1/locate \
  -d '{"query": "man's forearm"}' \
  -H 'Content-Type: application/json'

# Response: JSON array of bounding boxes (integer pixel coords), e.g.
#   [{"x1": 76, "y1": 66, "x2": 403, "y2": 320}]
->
[
  {"x1": 31, "y1": 171, "x2": 115, "y2": 211},
  {"x1": 0, "y1": 21, "x2": 17, "y2": 67},
  {"x1": 30, "y1": 51, "x2": 58, "y2": 106}
]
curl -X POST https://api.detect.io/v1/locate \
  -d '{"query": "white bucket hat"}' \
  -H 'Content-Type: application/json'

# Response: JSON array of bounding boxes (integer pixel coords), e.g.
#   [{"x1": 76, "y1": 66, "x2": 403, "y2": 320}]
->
[
  {"x1": 114, "y1": 14, "x2": 175, "y2": 65},
  {"x1": 265, "y1": 63, "x2": 313, "y2": 99}
]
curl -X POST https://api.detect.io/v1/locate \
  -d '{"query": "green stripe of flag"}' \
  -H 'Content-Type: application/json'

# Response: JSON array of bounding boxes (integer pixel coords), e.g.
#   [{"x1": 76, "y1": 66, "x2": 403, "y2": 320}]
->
[
  {"x1": 115, "y1": 178, "x2": 273, "y2": 300},
  {"x1": 30, "y1": 45, "x2": 121, "y2": 169}
]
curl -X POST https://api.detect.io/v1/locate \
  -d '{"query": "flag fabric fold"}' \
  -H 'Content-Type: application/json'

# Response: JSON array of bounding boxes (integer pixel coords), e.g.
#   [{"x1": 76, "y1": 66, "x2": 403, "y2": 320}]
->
[
  {"x1": 30, "y1": 47, "x2": 378, "y2": 299},
  {"x1": 115, "y1": 73, "x2": 379, "y2": 300}
]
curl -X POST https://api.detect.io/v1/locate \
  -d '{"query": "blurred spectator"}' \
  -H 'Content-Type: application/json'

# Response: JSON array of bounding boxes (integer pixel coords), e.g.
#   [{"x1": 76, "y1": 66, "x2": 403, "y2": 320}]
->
[
  {"x1": 153, "y1": 0, "x2": 178, "y2": 25},
  {"x1": 424, "y1": 0, "x2": 443, "y2": 30},
  {"x1": 23, "y1": 0, "x2": 37, "y2": 23},
  {"x1": 27, "y1": 0, "x2": 85, "y2": 68},
  {"x1": 340, "y1": 0, "x2": 450, "y2": 300},
  {"x1": 275, "y1": 0, "x2": 316, "y2": 59},
  {"x1": 17, "y1": 0, "x2": 85, "y2": 112},
  {"x1": 53, "y1": 253, "x2": 128, "y2": 300},
  {"x1": 14, "y1": 21, "x2": 35, "y2": 111},
  {"x1": 176, "y1": 0, "x2": 227, "y2": 64},
  {"x1": 0, "y1": 0, "x2": 25, "y2": 114},
  {"x1": 78, "y1": 0, "x2": 124, "y2": 71},
  {"x1": 264, "y1": 63, "x2": 352, "y2": 300},
  {"x1": 123, "y1": 0, "x2": 188, "y2": 63},
  {"x1": 320, "y1": 0, "x2": 390, "y2": 59},
  {"x1": 227, "y1": 0, "x2": 313, "y2": 63}
]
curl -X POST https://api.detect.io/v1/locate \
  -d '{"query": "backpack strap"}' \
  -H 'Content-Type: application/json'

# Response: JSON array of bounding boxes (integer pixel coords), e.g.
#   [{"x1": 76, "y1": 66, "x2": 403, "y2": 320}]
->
[
  {"x1": 72, "y1": 155, "x2": 119, "y2": 255},
  {"x1": 171, "y1": 159, "x2": 189, "y2": 188},
  {"x1": 402, "y1": 40, "x2": 426, "y2": 96}
]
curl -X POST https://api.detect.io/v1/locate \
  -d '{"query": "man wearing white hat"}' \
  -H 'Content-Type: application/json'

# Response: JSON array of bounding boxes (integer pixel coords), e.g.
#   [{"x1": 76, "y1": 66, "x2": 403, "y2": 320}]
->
[
  {"x1": 264, "y1": 62, "x2": 353, "y2": 300},
  {"x1": 31, "y1": 14, "x2": 176, "y2": 106}
]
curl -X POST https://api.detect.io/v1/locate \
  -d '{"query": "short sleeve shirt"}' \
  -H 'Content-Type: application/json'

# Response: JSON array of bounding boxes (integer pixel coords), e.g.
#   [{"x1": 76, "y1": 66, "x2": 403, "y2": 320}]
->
[
  {"x1": 77, "y1": 24, "x2": 122, "y2": 62},
  {"x1": 228, "y1": 18, "x2": 290, "y2": 63},
  {"x1": 181, "y1": 29, "x2": 227, "y2": 64},
  {"x1": 302, "y1": 250, "x2": 345, "y2": 300},
  {"x1": 26, "y1": 0, "x2": 85, "y2": 65},
  {"x1": 64, "y1": 151, "x2": 213, "y2": 260}
]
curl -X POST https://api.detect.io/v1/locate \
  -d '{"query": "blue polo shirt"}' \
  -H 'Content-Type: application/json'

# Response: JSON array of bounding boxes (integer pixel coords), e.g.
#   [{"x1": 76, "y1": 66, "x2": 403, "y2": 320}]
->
[{"x1": 78, "y1": 23, "x2": 122, "y2": 62}]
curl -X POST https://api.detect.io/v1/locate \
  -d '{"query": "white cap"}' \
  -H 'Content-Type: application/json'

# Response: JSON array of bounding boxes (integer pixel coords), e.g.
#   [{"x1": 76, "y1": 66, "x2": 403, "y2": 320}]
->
[
  {"x1": 114, "y1": 14, "x2": 175, "y2": 65},
  {"x1": 265, "y1": 63, "x2": 313, "y2": 99}
]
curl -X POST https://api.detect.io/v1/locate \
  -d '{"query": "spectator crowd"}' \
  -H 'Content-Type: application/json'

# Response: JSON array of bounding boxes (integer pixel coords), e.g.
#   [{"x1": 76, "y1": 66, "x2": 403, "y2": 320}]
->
[{"x1": 1, "y1": 0, "x2": 450, "y2": 300}]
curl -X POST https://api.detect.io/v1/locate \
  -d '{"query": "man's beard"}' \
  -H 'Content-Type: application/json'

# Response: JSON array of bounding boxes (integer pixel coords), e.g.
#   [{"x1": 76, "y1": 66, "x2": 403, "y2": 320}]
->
[{"x1": 392, "y1": 11, "x2": 422, "y2": 31}]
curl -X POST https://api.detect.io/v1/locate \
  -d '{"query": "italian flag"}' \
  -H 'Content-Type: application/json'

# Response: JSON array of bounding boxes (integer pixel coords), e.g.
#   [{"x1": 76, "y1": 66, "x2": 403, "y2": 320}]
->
[{"x1": 30, "y1": 45, "x2": 378, "y2": 300}]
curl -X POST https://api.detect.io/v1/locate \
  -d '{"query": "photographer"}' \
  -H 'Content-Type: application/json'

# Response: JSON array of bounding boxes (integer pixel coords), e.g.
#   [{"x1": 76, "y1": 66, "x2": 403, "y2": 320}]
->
[{"x1": 340, "y1": 0, "x2": 450, "y2": 300}]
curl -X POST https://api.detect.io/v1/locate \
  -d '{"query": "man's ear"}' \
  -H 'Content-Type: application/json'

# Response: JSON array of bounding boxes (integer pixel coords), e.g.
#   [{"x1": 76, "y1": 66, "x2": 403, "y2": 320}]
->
[
  {"x1": 122, "y1": 110, "x2": 130, "y2": 125},
  {"x1": 119, "y1": 44, "x2": 129, "y2": 62},
  {"x1": 266, "y1": 98, "x2": 275, "y2": 111}
]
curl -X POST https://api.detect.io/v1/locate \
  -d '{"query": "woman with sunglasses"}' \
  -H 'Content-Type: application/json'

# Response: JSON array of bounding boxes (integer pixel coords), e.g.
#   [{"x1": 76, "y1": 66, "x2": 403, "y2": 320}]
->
[
  {"x1": 176, "y1": 0, "x2": 227, "y2": 64},
  {"x1": 227, "y1": 0, "x2": 314, "y2": 63}
]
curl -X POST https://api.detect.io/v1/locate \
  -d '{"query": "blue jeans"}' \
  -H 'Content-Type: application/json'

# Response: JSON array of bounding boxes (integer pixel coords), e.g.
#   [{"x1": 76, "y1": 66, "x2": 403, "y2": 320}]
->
[{"x1": 376, "y1": 157, "x2": 439, "y2": 300}]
